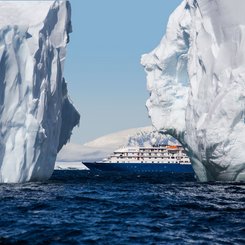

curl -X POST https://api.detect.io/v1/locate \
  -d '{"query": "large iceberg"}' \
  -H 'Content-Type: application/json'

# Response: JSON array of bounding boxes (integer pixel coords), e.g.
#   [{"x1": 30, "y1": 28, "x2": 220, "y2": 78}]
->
[
  {"x1": 0, "y1": 1, "x2": 80, "y2": 183},
  {"x1": 142, "y1": 0, "x2": 245, "y2": 181}
]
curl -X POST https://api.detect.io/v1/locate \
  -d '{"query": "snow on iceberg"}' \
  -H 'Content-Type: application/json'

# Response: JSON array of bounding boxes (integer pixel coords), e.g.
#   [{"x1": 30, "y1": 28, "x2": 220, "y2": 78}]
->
[
  {"x1": 0, "y1": 1, "x2": 80, "y2": 183},
  {"x1": 142, "y1": 0, "x2": 245, "y2": 181}
]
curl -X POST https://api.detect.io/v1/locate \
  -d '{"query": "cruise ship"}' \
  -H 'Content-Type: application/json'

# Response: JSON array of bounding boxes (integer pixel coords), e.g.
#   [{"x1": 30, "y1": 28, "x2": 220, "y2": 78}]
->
[{"x1": 83, "y1": 145, "x2": 194, "y2": 174}]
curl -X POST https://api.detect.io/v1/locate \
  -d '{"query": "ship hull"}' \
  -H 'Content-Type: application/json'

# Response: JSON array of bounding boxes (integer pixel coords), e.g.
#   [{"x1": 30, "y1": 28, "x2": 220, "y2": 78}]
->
[{"x1": 83, "y1": 162, "x2": 194, "y2": 174}]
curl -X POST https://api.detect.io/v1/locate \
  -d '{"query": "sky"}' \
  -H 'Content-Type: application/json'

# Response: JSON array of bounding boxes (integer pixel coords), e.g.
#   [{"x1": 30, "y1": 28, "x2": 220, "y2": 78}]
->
[{"x1": 65, "y1": 0, "x2": 182, "y2": 144}]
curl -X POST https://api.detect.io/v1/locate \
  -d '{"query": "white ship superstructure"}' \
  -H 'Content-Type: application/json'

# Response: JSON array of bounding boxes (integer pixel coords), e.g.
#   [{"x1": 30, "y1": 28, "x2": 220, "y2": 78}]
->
[{"x1": 104, "y1": 145, "x2": 190, "y2": 164}]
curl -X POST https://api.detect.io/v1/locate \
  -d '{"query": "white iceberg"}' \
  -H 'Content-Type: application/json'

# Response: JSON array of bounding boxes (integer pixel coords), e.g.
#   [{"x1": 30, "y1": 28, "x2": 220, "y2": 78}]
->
[
  {"x1": 142, "y1": 0, "x2": 245, "y2": 181},
  {"x1": 0, "y1": 1, "x2": 79, "y2": 183}
]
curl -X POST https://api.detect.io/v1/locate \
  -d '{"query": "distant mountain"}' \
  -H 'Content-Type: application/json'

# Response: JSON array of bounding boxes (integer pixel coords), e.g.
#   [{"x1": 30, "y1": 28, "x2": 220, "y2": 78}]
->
[
  {"x1": 127, "y1": 129, "x2": 179, "y2": 147},
  {"x1": 84, "y1": 126, "x2": 154, "y2": 148},
  {"x1": 55, "y1": 126, "x2": 178, "y2": 169},
  {"x1": 57, "y1": 126, "x2": 151, "y2": 162}
]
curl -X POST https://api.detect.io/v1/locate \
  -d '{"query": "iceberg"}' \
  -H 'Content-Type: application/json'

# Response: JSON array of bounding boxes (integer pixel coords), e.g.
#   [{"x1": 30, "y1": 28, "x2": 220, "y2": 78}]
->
[
  {"x1": 142, "y1": 0, "x2": 245, "y2": 181},
  {"x1": 0, "y1": 1, "x2": 80, "y2": 183}
]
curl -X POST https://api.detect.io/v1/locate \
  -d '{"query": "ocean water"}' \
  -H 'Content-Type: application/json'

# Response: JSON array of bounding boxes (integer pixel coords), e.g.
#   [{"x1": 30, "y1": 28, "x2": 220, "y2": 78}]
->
[{"x1": 0, "y1": 171, "x2": 244, "y2": 245}]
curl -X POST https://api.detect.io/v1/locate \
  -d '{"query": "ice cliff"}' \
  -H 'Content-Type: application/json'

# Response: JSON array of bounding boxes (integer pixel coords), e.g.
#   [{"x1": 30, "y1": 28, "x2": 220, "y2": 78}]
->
[
  {"x1": 0, "y1": 1, "x2": 80, "y2": 183},
  {"x1": 142, "y1": 0, "x2": 245, "y2": 181}
]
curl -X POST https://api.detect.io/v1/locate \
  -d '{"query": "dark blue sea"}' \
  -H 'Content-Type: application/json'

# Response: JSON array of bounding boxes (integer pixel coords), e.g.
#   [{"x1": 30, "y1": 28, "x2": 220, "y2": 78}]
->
[{"x1": 0, "y1": 171, "x2": 244, "y2": 245}]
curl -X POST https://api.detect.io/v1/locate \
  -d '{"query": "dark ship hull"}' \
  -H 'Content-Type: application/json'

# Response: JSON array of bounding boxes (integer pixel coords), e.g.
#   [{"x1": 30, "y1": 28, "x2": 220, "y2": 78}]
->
[{"x1": 83, "y1": 162, "x2": 194, "y2": 174}]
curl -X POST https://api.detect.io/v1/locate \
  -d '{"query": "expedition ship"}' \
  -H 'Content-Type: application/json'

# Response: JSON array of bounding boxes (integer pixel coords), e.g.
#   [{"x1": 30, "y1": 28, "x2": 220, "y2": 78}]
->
[{"x1": 83, "y1": 145, "x2": 194, "y2": 174}]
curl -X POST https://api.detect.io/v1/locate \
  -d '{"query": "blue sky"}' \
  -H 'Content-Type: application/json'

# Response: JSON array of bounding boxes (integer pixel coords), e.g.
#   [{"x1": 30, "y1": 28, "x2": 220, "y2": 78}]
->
[{"x1": 65, "y1": 0, "x2": 181, "y2": 144}]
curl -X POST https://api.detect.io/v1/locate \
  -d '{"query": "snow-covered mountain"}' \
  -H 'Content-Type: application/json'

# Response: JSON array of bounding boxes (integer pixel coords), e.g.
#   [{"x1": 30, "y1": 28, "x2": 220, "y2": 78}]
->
[
  {"x1": 56, "y1": 126, "x2": 178, "y2": 169},
  {"x1": 142, "y1": 0, "x2": 245, "y2": 181},
  {"x1": 0, "y1": 1, "x2": 79, "y2": 183},
  {"x1": 57, "y1": 127, "x2": 154, "y2": 163}
]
